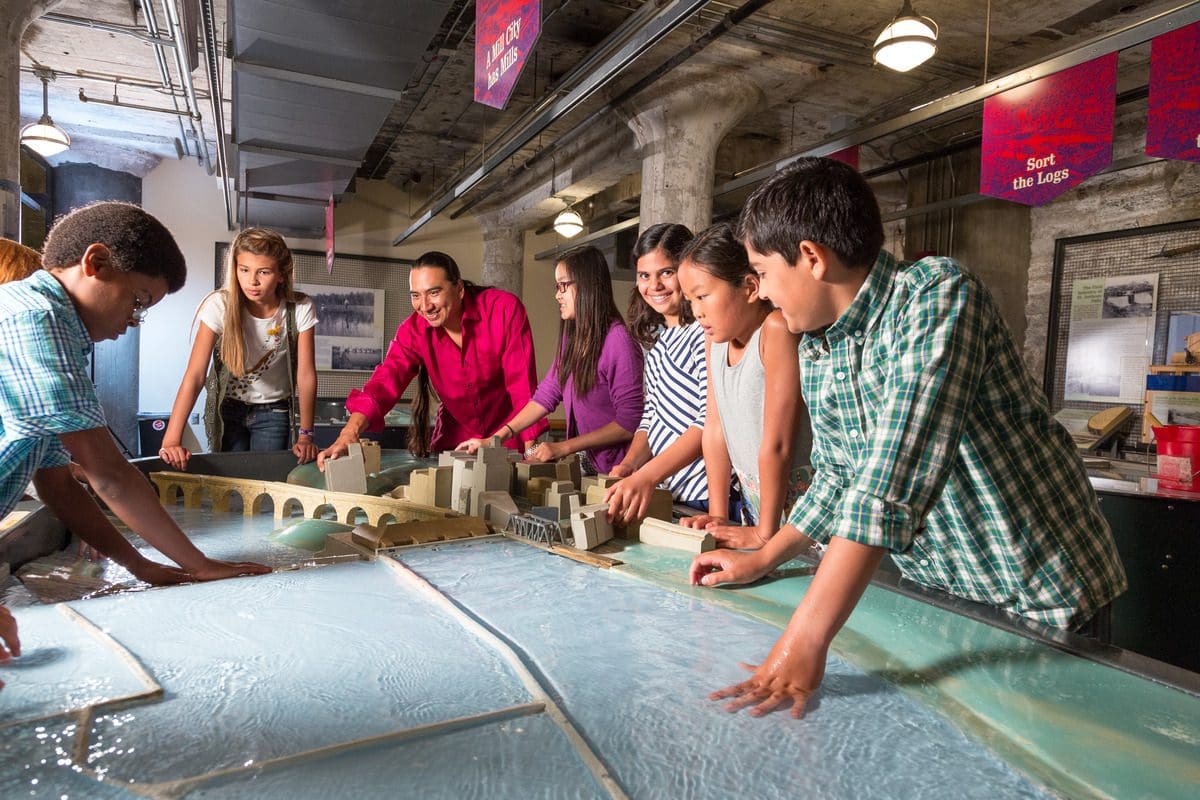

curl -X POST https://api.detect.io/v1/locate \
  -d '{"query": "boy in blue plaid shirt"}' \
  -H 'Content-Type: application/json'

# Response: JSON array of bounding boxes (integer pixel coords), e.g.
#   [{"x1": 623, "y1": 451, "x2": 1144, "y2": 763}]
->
[
  {"x1": 0, "y1": 203, "x2": 270, "y2": 597},
  {"x1": 690, "y1": 157, "x2": 1126, "y2": 719}
]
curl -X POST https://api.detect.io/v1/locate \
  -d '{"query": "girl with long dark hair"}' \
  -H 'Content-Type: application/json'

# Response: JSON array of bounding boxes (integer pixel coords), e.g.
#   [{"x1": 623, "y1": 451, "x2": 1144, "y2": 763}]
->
[{"x1": 457, "y1": 245, "x2": 643, "y2": 473}]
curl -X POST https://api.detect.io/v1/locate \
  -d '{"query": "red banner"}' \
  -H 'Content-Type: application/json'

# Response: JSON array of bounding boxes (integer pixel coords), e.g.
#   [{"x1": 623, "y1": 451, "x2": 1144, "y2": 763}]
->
[
  {"x1": 474, "y1": 0, "x2": 540, "y2": 110},
  {"x1": 980, "y1": 54, "x2": 1117, "y2": 206},
  {"x1": 1146, "y1": 20, "x2": 1200, "y2": 163}
]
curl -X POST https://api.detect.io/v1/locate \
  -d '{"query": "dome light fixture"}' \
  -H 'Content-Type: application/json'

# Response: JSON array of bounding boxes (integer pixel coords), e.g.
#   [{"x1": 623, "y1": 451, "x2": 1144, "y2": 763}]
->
[
  {"x1": 553, "y1": 207, "x2": 584, "y2": 238},
  {"x1": 873, "y1": 0, "x2": 938, "y2": 73},
  {"x1": 20, "y1": 68, "x2": 71, "y2": 157}
]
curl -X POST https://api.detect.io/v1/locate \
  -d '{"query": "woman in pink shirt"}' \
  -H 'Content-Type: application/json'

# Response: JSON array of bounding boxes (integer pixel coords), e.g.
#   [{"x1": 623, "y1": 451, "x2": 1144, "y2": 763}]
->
[{"x1": 317, "y1": 252, "x2": 544, "y2": 464}]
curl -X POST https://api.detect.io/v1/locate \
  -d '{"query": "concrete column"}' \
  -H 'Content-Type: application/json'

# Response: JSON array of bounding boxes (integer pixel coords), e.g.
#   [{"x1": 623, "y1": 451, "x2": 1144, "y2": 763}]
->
[
  {"x1": 478, "y1": 217, "x2": 525, "y2": 297},
  {"x1": 1, "y1": 0, "x2": 62, "y2": 238},
  {"x1": 623, "y1": 66, "x2": 762, "y2": 234}
]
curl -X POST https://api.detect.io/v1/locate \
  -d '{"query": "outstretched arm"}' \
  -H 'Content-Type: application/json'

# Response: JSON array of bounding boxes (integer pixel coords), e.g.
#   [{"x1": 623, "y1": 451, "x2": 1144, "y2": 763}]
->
[
  {"x1": 160, "y1": 322, "x2": 218, "y2": 471},
  {"x1": 293, "y1": 327, "x2": 318, "y2": 464},
  {"x1": 33, "y1": 467, "x2": 191, "y2": 585},
  {"x1": 59, "y1": 427, "x2": 270, "y2": 581}
]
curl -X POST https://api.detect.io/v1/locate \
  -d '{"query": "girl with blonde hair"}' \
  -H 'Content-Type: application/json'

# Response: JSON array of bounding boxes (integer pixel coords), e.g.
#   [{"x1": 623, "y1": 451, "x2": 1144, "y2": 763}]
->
[{"x1": 160, "y1": 228, "x2": 318, "y2": 469}]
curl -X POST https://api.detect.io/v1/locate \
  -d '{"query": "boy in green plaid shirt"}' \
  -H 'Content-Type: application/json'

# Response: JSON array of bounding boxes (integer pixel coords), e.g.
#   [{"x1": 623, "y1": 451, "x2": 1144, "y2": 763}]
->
[
  {"x1": 690, "y1": 157, "x2": 1126, "y2": 719},
  {"x1": 0, "y1": 203, "x2": 270, "y2": 599}
]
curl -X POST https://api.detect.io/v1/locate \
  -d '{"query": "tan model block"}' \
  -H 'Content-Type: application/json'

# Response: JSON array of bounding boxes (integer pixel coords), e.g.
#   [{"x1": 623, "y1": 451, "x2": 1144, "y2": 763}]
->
[
  {"x1": 555, "y1": 458, "x2": 582, "y2": 489},
  {"x1": 543, "y1": 481, "x2": 581, "y2": 520},
  {"x1": 477, "y1": 491, "x2": 519, "y2": 528},
  {"x1": 569, "y1": 503, "x2": 614, "y2": 550},
  {"x1": 623, "y1": 487, "x2": 675, "y2": 541},
  {"x1": 637, "y1": 517, "x2": 715, "y2": 553},
  {"x1": 324, "y1": 445, "x2": 367, "y2": 494},
  {"x1": 526, "y1": 476, "x2": 555, "y2": 505},
  {"x1": 580, "y1": 474, "x2": 620, "y2": 494},
  {"x1": 355, "y1": 516, "x2": 490, "y2": 548},
  {"x1": 515, "y1": 461, "x2": 558, "y2": 496},
  {"x1": 360, "y1": 439, "x2": 381, "y2": 474}
]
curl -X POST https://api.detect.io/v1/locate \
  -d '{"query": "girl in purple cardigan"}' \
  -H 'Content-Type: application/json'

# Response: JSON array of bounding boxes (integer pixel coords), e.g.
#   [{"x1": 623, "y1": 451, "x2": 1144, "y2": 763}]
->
[{"x1": 458, "y1": 245, "x2": 643, "y2": 473}]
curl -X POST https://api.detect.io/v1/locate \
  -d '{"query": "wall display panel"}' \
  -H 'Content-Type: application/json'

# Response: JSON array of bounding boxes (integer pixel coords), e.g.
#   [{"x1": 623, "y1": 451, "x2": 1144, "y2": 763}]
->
[
  {"x1": 216, "y1": 244, "x2": 414, "y2": 400},
  {"x1": 1045, "y1": 220, "x2": 1200, "y2": 449}
]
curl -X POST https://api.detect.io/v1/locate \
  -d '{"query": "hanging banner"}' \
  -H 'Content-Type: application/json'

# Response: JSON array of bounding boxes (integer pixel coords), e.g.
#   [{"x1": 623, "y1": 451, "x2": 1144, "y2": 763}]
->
[
  {"x1": 1146, "y1": 20, "x2": 1200, "y2": 163},
  {"x1": 474, "y1": 0, "x2": 540, "y2": 110},
  {"x1": 980, "y1": 54, "x2": 1117, "y2": 206},
  {"x1": 828, "y1": 145, "x2": 859, "y2": 169}
]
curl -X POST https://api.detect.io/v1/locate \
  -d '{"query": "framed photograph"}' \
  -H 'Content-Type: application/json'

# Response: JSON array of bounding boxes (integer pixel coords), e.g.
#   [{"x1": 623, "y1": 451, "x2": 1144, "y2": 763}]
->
[{"x1": 297, "y1": 284, "x2": 386, "y2": 372}]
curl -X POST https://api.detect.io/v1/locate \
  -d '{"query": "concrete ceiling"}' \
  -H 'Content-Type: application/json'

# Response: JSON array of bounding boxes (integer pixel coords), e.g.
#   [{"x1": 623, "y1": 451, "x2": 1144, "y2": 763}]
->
[{"x1": 17, "y1": 0, "x2": 1190, "y2": 237}]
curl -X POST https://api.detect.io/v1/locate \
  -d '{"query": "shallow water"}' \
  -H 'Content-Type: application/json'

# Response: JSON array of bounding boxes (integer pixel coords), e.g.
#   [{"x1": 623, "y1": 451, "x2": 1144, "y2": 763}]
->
[{"x1": 1, "y1": 506, "x2": 1159, "y2": 798}]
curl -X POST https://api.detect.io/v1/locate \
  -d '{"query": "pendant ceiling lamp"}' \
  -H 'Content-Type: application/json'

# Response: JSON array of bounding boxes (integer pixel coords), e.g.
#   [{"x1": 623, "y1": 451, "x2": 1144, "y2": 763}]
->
[
  {"x1": 873, "y1": 0, "x2": 938, "y2": 73},
  {"x1": 20, "y1": 68, "x2": 71, "y2": 157},
  {"x1": 553, "y1": 206, "x2": 584, "y2": 238}
]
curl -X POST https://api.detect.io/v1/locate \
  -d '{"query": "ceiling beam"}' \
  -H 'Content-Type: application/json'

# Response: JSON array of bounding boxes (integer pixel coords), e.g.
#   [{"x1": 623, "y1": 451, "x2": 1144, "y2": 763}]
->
[
  {"x1": 393, "y1": 0, "x2": 710, "y2": 246},
  {"x1": 237, "y1": 143, "x2": 361, "y2": 169},
  {"x1": 232, "y1": 58, "x2": 407, "y2": 101}
]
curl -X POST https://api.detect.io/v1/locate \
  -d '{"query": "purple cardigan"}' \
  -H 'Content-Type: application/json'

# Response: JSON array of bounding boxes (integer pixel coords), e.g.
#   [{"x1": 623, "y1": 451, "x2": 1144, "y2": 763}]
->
[{"x1": 531, "y1": 321, "x2": 644, "y2": 473}]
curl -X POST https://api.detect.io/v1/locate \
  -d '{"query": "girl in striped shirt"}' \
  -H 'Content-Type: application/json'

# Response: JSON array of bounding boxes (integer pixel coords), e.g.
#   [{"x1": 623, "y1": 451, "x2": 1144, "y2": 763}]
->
[{"x1": 606, "y1": 224, "x2": 710, "y2": 524}]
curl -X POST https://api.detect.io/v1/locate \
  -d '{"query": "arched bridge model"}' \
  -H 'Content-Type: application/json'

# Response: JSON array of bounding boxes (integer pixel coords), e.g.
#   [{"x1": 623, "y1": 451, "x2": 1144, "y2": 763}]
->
[{"x1": 149, "y1": 470, "x2": 456, "y2": 528}]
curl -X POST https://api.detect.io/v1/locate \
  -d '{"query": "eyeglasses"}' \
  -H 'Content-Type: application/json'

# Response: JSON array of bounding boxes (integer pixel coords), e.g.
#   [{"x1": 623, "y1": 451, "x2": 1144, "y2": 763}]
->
[
  {"x1": 553, "y1": 280, "x2": 576, "y2": 294},
  {"x1": 131, "y1": 292, "x2": 149, "y2": 325}
]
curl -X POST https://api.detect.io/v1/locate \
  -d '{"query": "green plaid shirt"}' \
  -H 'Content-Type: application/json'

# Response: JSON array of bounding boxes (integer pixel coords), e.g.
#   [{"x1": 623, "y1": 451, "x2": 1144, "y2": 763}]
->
[{"x1": 788, "y1": 251, "x2": 1126, "y2": 628}]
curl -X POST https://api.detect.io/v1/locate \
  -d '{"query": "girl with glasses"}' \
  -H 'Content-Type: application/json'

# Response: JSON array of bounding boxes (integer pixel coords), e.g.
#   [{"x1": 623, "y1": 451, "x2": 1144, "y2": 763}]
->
[{"x1": 458, "y1": 245, "x2": 643, "y2": 474}]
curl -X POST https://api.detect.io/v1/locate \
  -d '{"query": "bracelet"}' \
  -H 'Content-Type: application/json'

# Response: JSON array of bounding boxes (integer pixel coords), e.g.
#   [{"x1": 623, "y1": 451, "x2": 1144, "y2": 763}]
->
[
  {"x1": 298, "y1": 427, "x2": 315, "y2": 438},
  {"x1": 498, "y1": 424, "x2": 513, "y2": 439}
]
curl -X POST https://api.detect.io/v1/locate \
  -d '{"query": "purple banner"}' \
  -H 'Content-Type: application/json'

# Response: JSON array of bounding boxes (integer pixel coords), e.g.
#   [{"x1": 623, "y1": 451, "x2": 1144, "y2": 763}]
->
[
  {"x1": 1146, "y1": 20, "x2": 1200, "y2": 163},
  {"x1": 980, "y1": 54, "x2": 1117, "y2": 206},
  {"x1": 474, "y1": 0, "x2": 540, "y2": 110}
]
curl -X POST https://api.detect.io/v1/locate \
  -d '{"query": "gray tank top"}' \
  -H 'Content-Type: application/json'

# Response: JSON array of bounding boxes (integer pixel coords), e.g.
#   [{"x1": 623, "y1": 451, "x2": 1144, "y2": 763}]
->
[{"x1": 711, "y1": 324, "x2": 812, "y2": 525}]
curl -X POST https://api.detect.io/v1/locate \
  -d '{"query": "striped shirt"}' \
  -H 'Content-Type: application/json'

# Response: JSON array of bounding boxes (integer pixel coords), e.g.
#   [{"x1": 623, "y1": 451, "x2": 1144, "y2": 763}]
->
[
  {"x1": 788, "y1": 251, "x2": 1126, "y2": 628},
  {"x1": 0, "y1": 270, "x2": 107, "y2": 518},
  {"x1": 637, "y1": 321, "x2": 708, "y2": 504}
]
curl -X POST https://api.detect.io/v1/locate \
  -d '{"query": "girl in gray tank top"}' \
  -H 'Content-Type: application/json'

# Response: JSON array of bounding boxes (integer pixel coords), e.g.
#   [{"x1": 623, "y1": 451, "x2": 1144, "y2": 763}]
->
[{"x1": 678, "y1": 223, "x2": 812, "y2": 550}]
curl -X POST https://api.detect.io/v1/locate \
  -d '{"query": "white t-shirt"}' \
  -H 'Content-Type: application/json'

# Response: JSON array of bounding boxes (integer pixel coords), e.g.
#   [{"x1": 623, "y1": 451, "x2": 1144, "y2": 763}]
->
[{"x1": 196, "y1": 291, "x2": 318, "y2": 403}]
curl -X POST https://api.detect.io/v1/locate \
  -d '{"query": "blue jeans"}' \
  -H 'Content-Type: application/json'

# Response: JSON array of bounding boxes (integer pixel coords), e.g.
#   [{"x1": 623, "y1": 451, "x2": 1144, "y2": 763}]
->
[{"x1": 220, "y1": 398, "x2": 290, "y2": 452}]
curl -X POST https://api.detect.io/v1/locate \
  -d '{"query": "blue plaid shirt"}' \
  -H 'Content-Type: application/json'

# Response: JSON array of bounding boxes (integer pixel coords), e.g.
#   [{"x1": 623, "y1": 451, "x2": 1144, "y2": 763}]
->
[
  {"x1": 788, "y1": 251, "x2": 1126, "y2": 628},
  {"x1": 0, "y1": 270, "x2": 107, "y2": 518}
]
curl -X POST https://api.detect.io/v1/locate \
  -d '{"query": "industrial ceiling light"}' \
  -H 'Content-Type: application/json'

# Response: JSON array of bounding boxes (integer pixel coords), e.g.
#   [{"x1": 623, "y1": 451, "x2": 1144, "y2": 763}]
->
[
  {"x1": 20, "y1": 68, "x2": 70, "y2": 157},
  {"x1": 553, "y1": 205, "x2": 584, "y2": 238},
  {"x1": 873, "y1": 0, "x2": 938, "y2": 73}
]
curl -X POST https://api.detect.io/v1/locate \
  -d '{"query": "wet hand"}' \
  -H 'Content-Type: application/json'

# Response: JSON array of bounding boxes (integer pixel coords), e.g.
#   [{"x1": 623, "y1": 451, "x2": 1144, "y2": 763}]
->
[
  {"x1": 129, "y1": 558, "x2": 194, "y2": 586},
  {"x1": 0, "y1": 606, "x2": 19, "y2": 674},
  {"x1": 689, "y1": 549, "x2": 769, "y2": 587},
  {"x1": 187, "y1": 559, "x2": 272, "y2": 581},
  {"x1": 709, "y1": 634, "x2": 827, "y2": 719},
  {"x1": 293, "y1": 439, "x2": 318, "y2": 464},
  {"x1": 158, "y1": 444, "x2": 191, "y2": 471}
]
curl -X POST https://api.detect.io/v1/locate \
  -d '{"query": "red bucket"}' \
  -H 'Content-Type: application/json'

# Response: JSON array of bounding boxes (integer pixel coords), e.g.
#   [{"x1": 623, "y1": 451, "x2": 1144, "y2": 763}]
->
[{"x1": 1152, "y1": 425, "x2": 1200, "y2": 491}]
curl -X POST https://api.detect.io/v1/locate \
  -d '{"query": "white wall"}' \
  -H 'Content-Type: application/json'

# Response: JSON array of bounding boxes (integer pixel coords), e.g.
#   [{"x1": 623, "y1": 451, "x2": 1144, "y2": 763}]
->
[{"x1": 139, "y1": 160, "x2": 484, "y2": 447}]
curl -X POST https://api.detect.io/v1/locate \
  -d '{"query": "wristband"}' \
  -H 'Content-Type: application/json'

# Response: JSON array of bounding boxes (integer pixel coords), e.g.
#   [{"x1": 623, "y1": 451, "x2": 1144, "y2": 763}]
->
[
  {"x1": 298, "y1": 427, "x2": 315, "y2": 438},
  {"x1": 499, "y1": 424, "x2": 513, "y2": 439}
]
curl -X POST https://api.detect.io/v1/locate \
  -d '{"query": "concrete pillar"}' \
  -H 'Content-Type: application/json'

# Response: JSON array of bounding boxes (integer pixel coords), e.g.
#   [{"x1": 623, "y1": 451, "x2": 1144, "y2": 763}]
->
[
  {"x1": 1, "y1": 0, "x2": 62, "y2": 239},
  {"x1": 478, "y1": 216, "x2": 525, "y2": 296},
  {"x1": 623, "y1": 66, "x2": 762, "y2": 234}
]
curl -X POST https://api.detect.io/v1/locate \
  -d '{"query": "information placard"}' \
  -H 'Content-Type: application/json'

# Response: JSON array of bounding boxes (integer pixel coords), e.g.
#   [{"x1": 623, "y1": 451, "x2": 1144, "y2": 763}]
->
[{"x1": 474, "y1": 0, "x2": 540, "y2": 110}]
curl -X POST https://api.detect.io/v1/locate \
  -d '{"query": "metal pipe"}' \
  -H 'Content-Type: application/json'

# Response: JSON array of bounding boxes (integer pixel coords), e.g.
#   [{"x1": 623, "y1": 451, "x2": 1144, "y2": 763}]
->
[
  {"x1": 40, "y1": 12, "x2": 175, "y2": 47},
  {"x1": 78, "y1": 87, "x2": 200, "y2": 117},
  {"x1": 139, "y1": 1, "x2": 191, "y2": 158},
  {"x1": 199, "y1": 0, "x2": 233, "y2": 230},
  {"x1": 160, "y1": 0, "x2": 212, "y2": 174}
]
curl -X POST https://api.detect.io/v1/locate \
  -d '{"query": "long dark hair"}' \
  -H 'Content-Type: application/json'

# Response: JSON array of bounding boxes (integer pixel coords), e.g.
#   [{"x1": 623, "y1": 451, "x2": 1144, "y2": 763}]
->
[
  {"x1": 408, "y1": 251, "x2": 484, "y2": 457},
  {"x1": 680, "y1": 223, "x2": 772, "y2": 312},
  {"x1": 627, "y1": 223, "x2": 695, "y2": 349},
  {"x1": 556, "y1": 246, "x2": 623, "y2": 397}
]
